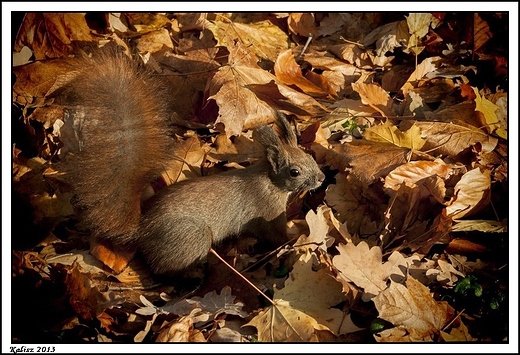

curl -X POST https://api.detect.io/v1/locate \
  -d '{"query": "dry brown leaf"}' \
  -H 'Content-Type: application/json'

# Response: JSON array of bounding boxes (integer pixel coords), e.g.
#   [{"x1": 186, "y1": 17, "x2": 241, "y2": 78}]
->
[
  {"x1": 473, "y1": 87, "x2": 506, "y2": 139},
  {"x1": 445, "y1": 238, "x2": 489, "y2": 254},
  {"x1": 274, "y1": 252, "x2": 361, "y2": 335},
  {"x1": 425, "y1": 259, "x2": 465, "y2": 286},
  {"x1": 162, "y1": 135, "x2": 209, "y2": 184},
  {"x1": 302, "y1": 51, "x2": 364, "y2": 97},
  {"x1": 155, "y1": 311, "x2": 206, "y2": 342},
  {"x1": 325, "y1": 173, "x2": 385, "y2": 237},
  {"x1": 245, "y1": 299, "x2": 318, "y2": 342},
  {"x1": 328, "y1": 43, "x2": 373, "y2": 68},
  {"x1": 210, "y1": 19, "x2": 289, "y2": 62},
  {"x1": 351, "y1": 82, "x2": 394, "y2": 117},
  {"x1": 403, "y1": 209, "x2": 452, "y2": 254},
  {"x1": 451, "y1": 219, "x2": 507, "y2": 233},
  {"x1": 383, "y1": 158, "x2": 451, "y2": 199},
  {"x1": 64, "y1": 262, "x2": 124, "y2": 320},
  {"x1": 14, "y1": 13, "x2": 93, "y2": 60},
  {"x1": 207, "y1": 133, "x2": 260, "y2": 164},
  {"x1": 363, "y1": 120, "x2": 426, "y2": 150},
  {"x1": 415, "y1": 121, "x2": 498, "y2": 156},
  {"x1": 287, "y1": 13, "x2": 317, "y2": 37},
  {"x1": 473, "y1": 13, "x2": 493, "y2": 54},
  {"x1": 208, "y1": 42, "x2": 278, "y2": 136},
  {"x1": 446, "y1": 167, "x2": 491, "y2": 219},
  {"x1": 362, "y1": 20, "x2": 408, "y2": 67},
  {"x1": 165, "y1": 286, "x2": 248, "y2": 320},
  {"x1": 245, "y1": 252, "x2": 360, "y2": 341},
  {"x1": 405, "y1": 13, "x2": 440, "y2": 55},
  {"x1": 373, "y1": 276, "x2": 451, "y2": 341},
  {"x1": 296, "y1": 205, "x2": 335, "y2": 252},
  {"x1": 400, "y1": 56, "x2": 442, "y2": 94},
  {"x1": 136, "y1": 28, "x2": 174, "y2": 54},
  {"x1": 440, "y1": 319, "x2": 475, "y2": 341}
]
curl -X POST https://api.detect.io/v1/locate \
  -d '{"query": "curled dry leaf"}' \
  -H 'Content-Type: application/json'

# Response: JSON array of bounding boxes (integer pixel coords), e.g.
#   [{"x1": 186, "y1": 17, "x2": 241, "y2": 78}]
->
[
  {"x1": 446, "y1": 167, "x2": 491, "y2": 219},
  {"x1": 351, "y1": 82, "x2": 394, "y2": 117},
  {"x1": 274, "y1": 49, "x2": 336, "y2": 98}
]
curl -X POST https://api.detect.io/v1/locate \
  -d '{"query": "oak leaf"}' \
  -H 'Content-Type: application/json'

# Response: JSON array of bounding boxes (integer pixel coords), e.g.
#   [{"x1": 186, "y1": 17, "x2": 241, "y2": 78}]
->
[
  {"x1": 333, "y1": 241, "x2": 412, "y2": 301},
  {"x1": 209, "y1": 19, "x2": 289, "y2": 62},
  {"x1": 245, "y1": 252, "x2": 361, "y2": 341},
  {"x1": 373, "y1": 276, "x2": 451, "y2": 341},
  {"x1": 207, "y1": 42, "x2": 277, "y2": 136}
]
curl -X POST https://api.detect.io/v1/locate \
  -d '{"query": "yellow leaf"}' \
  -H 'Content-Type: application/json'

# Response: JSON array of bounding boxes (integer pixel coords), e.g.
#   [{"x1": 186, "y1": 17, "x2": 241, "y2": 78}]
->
[
  {"x1": 473, "y1": 87, "x2": 505, "y2": 138},
  {"x1": 363, "y1": 120, "x2": 426, "y2": 150}
]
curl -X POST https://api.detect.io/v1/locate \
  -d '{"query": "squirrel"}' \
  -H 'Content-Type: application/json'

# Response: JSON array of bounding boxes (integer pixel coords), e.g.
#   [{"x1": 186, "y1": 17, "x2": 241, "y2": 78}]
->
[{"x1": 56, "y1": 47, "x2": 325, "y2": 276}]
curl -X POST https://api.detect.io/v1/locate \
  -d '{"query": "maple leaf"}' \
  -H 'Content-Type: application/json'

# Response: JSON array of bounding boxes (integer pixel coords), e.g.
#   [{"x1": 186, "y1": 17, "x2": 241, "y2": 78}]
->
[{"x1": 373, "y1": 276, "x2": 452, "y2": 341}]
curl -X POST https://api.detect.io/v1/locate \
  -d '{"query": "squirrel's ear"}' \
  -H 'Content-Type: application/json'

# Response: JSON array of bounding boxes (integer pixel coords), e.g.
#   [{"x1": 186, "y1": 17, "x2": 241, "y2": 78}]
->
[
  {"x1": 274, "y1": 112, "x2": 298, "y2": 147},
  {"x1": 254, "y1": 124, "x2": 288, "y2": 174},
  {"x1": 254, "y1": 124, "x2": 280, "y2": 148}
]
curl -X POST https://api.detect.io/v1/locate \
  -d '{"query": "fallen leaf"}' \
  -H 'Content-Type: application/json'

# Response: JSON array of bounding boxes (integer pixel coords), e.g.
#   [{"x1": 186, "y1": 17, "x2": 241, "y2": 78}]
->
[
  {"x1": 451, "y1": 219, "x2": 507, "y2": 233},
  {"x1": 473, "y1": 87, "x2": 505, "y2": 138},
  {"x1": 245, "y1": 252, "x2": 361, "y2": 341},
  {"x1": 405, "y1": 13, "x2": 440, "y2": 55},
  {"x1": 351, "y1": 82, "x2": 394, "y2": 117},
  {"x1": 333, "y1": 241, "x2": 408, "y2": 301},
  {"x1": 415, "y1": 121, "x2": 498, "y2": 156},
  {"x1": 446, "y1": 167, "x2": 491, "y2": 219},
  {"x1": 373, "y1": 276, "x2": 451, "y2": 341},
  {"x1": 274, "y1": 49, "x2": 336, "y2": 97},
  {"x1": 209, "y1": 19, "x2": 289, "y2": 62},
  {"x1": 440, "y1": 319, "x2": 475, "y2": 341},
  {"x1": 363, "y1": 120, "x2": 426, "y2": 150},
  {"x1": 473, "y1": 13, "x2": 493, "y2": 54}
]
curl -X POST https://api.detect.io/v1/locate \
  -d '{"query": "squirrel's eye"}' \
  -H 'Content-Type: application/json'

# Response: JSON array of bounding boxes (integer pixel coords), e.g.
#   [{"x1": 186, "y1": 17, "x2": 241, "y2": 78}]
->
[{"x1": 290, "y1": 168, "x2": 300, "y2": 177}]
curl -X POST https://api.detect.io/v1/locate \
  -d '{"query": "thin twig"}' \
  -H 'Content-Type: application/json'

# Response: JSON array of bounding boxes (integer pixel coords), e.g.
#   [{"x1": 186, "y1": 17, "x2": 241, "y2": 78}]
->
[{"x1": 209, "y1": 248, "x2": 276, "y2": 306}]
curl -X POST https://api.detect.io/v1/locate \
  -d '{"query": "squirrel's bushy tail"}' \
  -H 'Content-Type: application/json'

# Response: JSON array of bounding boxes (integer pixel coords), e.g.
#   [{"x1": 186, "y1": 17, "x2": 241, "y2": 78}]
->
[{"x1": 59, "y1": 48, "x2": 173, "y2": 242}]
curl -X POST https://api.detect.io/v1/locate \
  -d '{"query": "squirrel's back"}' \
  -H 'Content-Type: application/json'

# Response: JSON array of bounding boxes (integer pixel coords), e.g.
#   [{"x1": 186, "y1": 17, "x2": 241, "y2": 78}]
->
[{"x1": 59, "y1": 49, "x2": 174, "y2": 241}]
